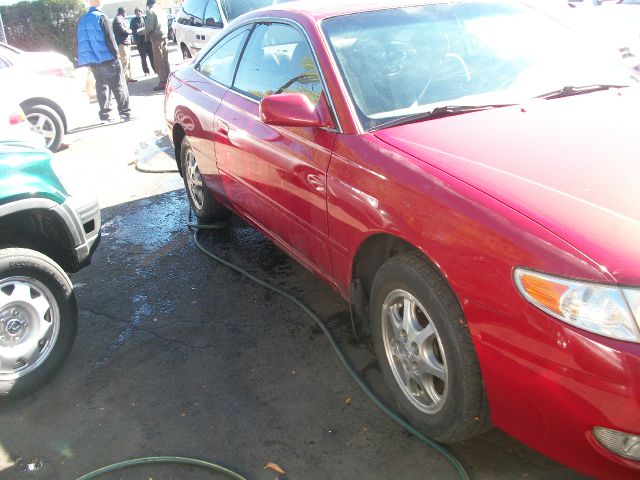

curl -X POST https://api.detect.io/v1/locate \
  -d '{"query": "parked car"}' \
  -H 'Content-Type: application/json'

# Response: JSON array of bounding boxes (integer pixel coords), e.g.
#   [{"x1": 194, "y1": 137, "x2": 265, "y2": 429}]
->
[
  {"x1": 0, "y1": 141, "x2": 101, "y2": 400},
  {"x1": 0, "y1": 42, "x2": 74, "y2": 78},
  {"x1": 165, "y1": 0, "x2": 640, "y2": 478},
  {"x1": 173, "y1": 0, "x2": 295, "y2": 59},
  {"x1": 0, "y1": 69, "x2": 91, "y2": 152}
]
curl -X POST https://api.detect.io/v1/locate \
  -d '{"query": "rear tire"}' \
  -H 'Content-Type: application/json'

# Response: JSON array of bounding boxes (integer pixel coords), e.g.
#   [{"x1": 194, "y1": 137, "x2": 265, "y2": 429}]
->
[
  {"x1": 0, "y1": 248, "x2": 77, "y2": 401},
  {"x1": 23, "y1": 104, "x2": 64, "y2": 152},
  {"x1": 370, "y1": 253, "x2": 490, "y2": 443},
  {"x1": 180, "y1": 137, "x2": 229, "y2": 223}
]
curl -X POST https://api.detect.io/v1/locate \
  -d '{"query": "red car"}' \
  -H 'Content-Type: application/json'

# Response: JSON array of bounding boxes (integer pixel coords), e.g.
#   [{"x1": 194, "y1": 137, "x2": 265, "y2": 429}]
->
[{"x1": 164, "y1": 1, "x2": 640, "y2": 478}]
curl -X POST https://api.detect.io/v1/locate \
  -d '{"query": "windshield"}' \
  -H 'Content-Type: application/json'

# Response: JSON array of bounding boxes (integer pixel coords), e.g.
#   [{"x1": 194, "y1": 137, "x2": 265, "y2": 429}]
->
[
  {"x1": 220, "y1": 0, "x2": 295, "y2": 22},
  {"x1": 322, "y1": 2, "x2": 637, "y2": 130}
]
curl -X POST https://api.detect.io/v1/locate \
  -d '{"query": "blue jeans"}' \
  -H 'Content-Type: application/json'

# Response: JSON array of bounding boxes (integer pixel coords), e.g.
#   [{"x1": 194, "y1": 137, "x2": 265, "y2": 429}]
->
[{"x1": 91, "y1": 59, "x2": 130, "y2": 119}]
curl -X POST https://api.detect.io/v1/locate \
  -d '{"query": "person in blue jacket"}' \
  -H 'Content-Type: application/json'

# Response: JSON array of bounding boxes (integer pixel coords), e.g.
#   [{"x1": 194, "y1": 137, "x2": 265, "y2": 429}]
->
[{"x1": 77, "y1": 0, "x2": 132, "y2": 122}]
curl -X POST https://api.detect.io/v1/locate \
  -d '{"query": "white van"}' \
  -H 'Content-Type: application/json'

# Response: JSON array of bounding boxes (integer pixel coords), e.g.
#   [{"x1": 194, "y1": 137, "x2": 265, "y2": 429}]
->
[{"x1": 173, "y1": 0, "x2": 294, "y2": 59}]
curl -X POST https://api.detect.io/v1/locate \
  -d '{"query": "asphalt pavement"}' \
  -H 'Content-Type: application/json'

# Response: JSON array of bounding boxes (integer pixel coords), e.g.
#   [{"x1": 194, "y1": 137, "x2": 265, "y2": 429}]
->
[{"x1": 0, "y1": 45, "x2": 591, "y2": 480}]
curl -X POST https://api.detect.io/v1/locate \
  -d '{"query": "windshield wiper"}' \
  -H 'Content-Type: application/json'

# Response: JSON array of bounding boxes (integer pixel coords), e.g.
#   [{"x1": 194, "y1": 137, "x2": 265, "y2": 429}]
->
[
  {"x1": 536, "y1": 84, "x2": 628, "y2": 100},
  {"x1": 374, "y1": 104, "x2": 514, "y2": 130}
]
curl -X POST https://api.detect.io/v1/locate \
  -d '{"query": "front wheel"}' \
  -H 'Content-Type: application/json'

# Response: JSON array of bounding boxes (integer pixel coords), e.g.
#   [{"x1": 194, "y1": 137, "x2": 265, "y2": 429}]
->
[
  {"x1": 370, "y1": 253, "x2": 490, "y2": 443},
  {"x1": 23, "y1": 104, "x2": 64, "y2": 152},
  {"x1": 181, "y1": 45, "x2": 192, "y2": 60},
  {"x1": 0, "y1": 248, "x2": 77, "y2": 401}
]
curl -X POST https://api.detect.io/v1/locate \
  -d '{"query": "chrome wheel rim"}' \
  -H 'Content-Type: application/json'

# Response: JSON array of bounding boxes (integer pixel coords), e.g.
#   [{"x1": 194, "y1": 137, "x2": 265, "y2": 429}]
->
[
  {"x1": 26, "y1": 112, "x2": 56, "y2": 148},
  {"x1": 0, "y1": 277, "x2": 60, "y2": 380},
  {"x1": 185, "y1": 149, "x2": 204, "y2": 210},
  {"x1": 381, "y1": 289, "x2": 448, "y2": 413}
]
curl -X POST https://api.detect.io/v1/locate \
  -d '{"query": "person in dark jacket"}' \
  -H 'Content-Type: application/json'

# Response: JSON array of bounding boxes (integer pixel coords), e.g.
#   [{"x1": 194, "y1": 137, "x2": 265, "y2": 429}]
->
[
  {"x1": 143, "y1": 0, "x2": 170, "y2": 91},
  {"x1": 77, "y1": 0, "x2": 131, "y2": 121},
  {"x1": 112, "y1": 7, "x2": 135, "y2": 82},
  {"x1": 130, "y1": 8, "x2": 155, "y2": 75}
]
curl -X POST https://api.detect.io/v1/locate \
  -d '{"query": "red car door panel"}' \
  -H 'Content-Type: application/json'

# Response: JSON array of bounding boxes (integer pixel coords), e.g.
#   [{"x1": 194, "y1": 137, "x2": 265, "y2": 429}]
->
[
  {"x1": 215, "y1": 91, "x2": 336, "y2": 275},
  {"x1": 214, "y1": 22, "x2": 337, "y2": 275}
]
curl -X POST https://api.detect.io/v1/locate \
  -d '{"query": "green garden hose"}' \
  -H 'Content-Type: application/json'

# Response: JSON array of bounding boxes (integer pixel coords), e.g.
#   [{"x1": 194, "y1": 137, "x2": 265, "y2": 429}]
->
[
  {"x1": 75, "y1": 456, "x2": 247, "y2": 480},
  {"x1": 74, "y1": 218, "x2": 470, "y2": 480}
]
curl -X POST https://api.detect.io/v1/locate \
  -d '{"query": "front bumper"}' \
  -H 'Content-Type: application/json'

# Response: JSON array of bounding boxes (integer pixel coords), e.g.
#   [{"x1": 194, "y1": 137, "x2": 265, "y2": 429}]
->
[
  {"x1": 468, "y1": 300, "x2": 640, "y2": 479},
  {"x1": 52, "y1": 194, "x2": 101, "y2": 270}
]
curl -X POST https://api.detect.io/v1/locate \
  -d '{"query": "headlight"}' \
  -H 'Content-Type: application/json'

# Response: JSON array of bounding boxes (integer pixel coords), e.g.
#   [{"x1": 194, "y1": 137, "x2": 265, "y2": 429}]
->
[{"x1": 514, "y1": 268, "x2": 640, "y2": 342}]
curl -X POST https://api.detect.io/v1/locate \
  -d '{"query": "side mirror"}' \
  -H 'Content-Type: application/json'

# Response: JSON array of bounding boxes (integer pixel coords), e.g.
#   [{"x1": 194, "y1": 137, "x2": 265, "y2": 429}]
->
[
  {"x1": 205, "y1": 18, "x2": 223, "y2": 28},
  {"x1": 260, "y1": 93, "x2": 326, "y2": 128}
]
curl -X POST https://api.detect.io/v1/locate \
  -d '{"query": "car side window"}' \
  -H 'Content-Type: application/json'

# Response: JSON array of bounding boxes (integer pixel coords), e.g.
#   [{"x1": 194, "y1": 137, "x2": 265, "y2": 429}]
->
[
  {"x1": 204, "y1": 0, "x2": 222, "y2": 26},
  {"x1": 182, "y1": 0, "x2": 208, "y2": 24},
  {"x1": 233, "y1": 23, "x2": 323, "y2": 105},
  {"x1": 196, "y1": 26, "x2": 251, "y2": 86}
]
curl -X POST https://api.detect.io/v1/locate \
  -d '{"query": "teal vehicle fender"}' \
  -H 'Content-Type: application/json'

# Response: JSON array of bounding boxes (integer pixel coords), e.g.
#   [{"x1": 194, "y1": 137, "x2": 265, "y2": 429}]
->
[{"x1": 0, "y1": 146, "x2": 67, "y2": 206}]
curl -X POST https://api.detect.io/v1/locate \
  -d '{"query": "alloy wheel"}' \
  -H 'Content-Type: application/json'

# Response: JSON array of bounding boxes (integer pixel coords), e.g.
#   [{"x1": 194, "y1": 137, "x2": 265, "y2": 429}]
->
[
  {"x1": 185, "y1": 149, "x2": 204, "y2": 210},
  {"x1": 381, "y1": 289, "x2": 448, "y2": 413},
  {"x1": 0, "y1": 277, "x2": 60, "y2": 380},
  {"x1": 26, "y1": 112, "x2": 57, "y2": 148}
]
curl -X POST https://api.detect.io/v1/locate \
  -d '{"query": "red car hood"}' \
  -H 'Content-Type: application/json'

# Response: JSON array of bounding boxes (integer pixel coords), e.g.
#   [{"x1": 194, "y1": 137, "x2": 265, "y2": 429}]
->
[{"x1": 374, "y1": 87, "x2": 640, "y2": 284}]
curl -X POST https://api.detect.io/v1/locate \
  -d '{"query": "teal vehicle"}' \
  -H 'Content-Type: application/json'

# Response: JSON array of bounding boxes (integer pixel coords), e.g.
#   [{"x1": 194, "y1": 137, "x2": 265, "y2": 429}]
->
[{"x1": 0, "y1": 142, "x2": 100, "y2": 400}]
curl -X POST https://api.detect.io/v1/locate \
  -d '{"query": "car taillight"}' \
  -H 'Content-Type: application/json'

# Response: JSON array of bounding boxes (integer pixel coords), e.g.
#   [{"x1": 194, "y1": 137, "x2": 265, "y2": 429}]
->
[
  {"x1": 9, "y1": 110, "x2": 26, "y2": 125},
  {"x1": 40, "y1": 67, "x2": 65, "y2": 77}
]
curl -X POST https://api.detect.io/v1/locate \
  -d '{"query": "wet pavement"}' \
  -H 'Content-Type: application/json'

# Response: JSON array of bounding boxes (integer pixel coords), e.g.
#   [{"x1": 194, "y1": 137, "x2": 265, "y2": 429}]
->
[{"x1": 0, "y1": 47, "x2": 591, "y2": 480}]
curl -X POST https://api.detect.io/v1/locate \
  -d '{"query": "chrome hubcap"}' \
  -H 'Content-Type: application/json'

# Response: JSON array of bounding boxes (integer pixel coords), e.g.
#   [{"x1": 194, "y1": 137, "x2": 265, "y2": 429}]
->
[
  {"x1": 381, "y1": 289, "x2": 448, "y2": 413},
  {"x1": 0, "y1": 277, "x2": 60, "y2": 379},
  {"x1": 185, "y1": 150, "x2": 204, "y2": 210},
  {"x1": 26, "y1": 113, "x2": 56, "y2": 148}
]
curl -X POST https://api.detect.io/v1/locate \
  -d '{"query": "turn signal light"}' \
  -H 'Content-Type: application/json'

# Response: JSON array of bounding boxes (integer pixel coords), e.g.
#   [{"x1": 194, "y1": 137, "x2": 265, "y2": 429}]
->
[
  {"x1": 593, "y1": 427, "x2": 640, "y2": 461},
  {"x1": 514, "y1": 269, "x2": 640, "y2": 342}
]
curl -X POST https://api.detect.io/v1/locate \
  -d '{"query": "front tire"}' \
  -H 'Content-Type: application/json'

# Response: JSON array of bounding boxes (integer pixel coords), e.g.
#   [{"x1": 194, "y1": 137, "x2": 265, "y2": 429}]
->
[
  {"x1": 370, "y1": 253, "x2": 490, "y2": 443},
  {"x1": 181, "y1": 45, "x2": 192, "y2": 60},
  {"x1": 180, "y1": 137, "x2": 229, "y2": 223},
  {"x1": 23, "y1": 104, "x2": 64, "y2": 152},
  {"x1": 0, "y1": 248, "x2": 77, "y2": 400}
]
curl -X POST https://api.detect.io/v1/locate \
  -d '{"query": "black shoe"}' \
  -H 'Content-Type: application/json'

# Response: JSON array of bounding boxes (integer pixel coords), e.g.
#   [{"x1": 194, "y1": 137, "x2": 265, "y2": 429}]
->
[
  {"x1": 127, "y1": 78, "x2": 138, "y2": 83},
  {"x1": 153, "y1": 83, "x2": 166, "y2": 91}
]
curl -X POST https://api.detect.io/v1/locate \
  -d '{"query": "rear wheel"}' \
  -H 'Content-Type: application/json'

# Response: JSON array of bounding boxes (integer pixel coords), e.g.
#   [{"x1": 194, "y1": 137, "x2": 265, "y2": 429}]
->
[
  {"x1": 180, "y1": 137, "x2": 229, "y2": 223},
  {"x1": 24, "y1": 104, "x2": 64, "y2": 152},
  {"x1": 0, "y1": 248, "x2": 77, "y2": 401},
  {"x1": 370, "y1": 253, "x2": 490, "y2": 443}
]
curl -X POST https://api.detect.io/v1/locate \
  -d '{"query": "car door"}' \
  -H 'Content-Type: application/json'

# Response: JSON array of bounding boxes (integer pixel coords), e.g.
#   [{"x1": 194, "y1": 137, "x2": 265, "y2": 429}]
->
[
  {"x1": 178, "y1": 25, "x2": 252, "y2": 197},
  {"x1": 215, "y1": 22, "x2": 338, "y2": 276}
]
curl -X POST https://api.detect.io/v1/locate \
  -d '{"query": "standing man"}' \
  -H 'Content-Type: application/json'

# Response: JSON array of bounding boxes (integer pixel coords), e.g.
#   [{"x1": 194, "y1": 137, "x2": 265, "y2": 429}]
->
[
  {"x1": 143, "y1": 0, "x2": 169, "y2": 92},
  {"x1": 130, "y1": 8, "x2": 155, "y2": 76},
  {"x1": 112, "y1": 7, "x2": 135, "y2": 83},
  {"x1": 77, "y1": 0, "x2": 131, "y2": 121}
]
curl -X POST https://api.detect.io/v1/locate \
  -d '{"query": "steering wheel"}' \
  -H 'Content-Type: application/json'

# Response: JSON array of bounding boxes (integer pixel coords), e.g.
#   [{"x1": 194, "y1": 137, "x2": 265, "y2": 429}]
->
[
  {"x1": 351, "y1": 38, "x2": 417, "y2": 78},
  {"x1": 416, "y1": 53, "x2": 472, "y2": 105},
  {"x1": 379, "y1": 41, "x2": 418, "y2": 77}
]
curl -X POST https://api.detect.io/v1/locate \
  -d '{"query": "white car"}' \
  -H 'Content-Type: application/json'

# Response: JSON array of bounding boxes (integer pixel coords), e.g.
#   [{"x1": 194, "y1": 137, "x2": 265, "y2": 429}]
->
[
  {"x1": 0, "y1": 70, "x2": 90, "y2": 152},
  {"x1": 173, "y1": 0, "x2": 295, "y2": 59},
  {"x1": 0, "y1": 42, "x2": 75, "y2": 78}
]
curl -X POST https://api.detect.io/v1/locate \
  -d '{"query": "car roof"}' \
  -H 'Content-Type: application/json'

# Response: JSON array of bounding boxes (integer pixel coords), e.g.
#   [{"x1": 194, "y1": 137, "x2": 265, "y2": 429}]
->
[{"x1": 248, "y1": 0, "x2": 519, "y2": 22}]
